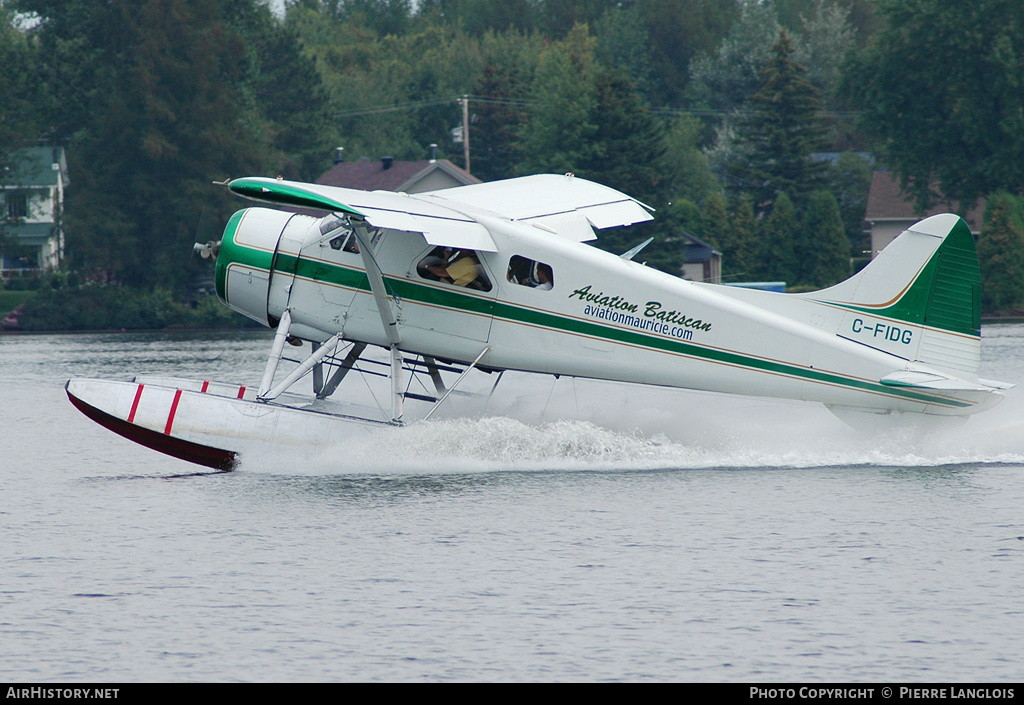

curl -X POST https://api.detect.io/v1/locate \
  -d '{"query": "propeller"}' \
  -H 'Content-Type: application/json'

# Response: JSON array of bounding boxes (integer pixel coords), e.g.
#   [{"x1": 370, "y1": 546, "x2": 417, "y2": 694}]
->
[
  {"x1": 192, "y1": 205, "x2": 222, "y2": 261},
  {"x1": 193, "y1": 240, "x2": 220, "y2": 259}
]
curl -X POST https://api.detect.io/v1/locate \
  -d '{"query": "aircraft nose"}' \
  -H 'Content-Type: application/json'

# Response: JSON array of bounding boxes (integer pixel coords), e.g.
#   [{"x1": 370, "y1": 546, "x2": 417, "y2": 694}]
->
[{"x1": 214, "y1": 207, "x2": 290, "y2": 325}]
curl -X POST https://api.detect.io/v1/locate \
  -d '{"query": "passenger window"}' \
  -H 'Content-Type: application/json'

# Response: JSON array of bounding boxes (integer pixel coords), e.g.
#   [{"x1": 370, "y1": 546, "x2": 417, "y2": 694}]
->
[
  {"x1": 507, "y1": 255, "x2": 554, "y2": 291},
  {"x1": 416, "y1": 246, "x2": 492, "y2": 292}
]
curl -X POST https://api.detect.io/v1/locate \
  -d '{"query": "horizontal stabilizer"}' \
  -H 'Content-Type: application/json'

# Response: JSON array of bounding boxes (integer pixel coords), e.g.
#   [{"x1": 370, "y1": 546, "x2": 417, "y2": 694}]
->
[{"x1": 879, "y1": 370, "x2": 1013, "y2": 392}]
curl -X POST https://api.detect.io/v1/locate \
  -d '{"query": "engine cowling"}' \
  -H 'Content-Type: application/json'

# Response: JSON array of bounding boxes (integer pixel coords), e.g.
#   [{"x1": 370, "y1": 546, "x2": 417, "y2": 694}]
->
[{"x1": 215, "y1": 207, "x2": 317, "y2": 326}]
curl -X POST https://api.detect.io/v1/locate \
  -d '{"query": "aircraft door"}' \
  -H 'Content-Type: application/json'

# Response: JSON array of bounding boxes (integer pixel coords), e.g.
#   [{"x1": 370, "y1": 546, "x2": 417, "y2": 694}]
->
[
  {"x1": 266, "y1": 214, "x2": 308, "y2": 320},
  {"x1": 286, "y1": 216, "x2": 361, "y2": 333}
]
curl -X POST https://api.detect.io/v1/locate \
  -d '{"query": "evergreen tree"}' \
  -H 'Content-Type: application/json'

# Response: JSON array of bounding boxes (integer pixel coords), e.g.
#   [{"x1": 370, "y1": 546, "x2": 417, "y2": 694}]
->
[
  {"x1": 978, "y1": 193, "x2": 1024, "y2": 313},
  {"x1": 799, "y1": 189, "x2": 849, "y2": 287},
  {"x1": 19, "y1": 0, "x2": 273, "y2": 289},
  {"x1": 516, "y1": 24, "x2": 599, "y2": 175},
  {"x1": 246, "y1": 14, "x2": 337, "y2": 180},
  {"x1": 579, "y1": 68, "x2": 669, "y2": 211},
  {"x1": 733, "y1": 29, "x2": 827, "y2": 211},
  {"x1": 824, "y1": 151, "x2": 872, "y2": 257},
  {"x1": 700, "y1": 191, "x2": 730, "y2": 254},
  {"x1": 469, "y1": 31, "x2": 543, "y2": 181},
  {"x1": 760, "y1": 192, "x2": 799, "y2": 285},
  {"x1": 723, "y1": 194, "x2": 761, "y2": 281}
]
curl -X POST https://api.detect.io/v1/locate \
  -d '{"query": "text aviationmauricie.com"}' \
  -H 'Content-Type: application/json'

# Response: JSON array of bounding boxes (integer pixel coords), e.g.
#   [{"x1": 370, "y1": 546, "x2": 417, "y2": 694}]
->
[{"x1": 750, "y1": 688, "x2": 1015, "y2": 700}]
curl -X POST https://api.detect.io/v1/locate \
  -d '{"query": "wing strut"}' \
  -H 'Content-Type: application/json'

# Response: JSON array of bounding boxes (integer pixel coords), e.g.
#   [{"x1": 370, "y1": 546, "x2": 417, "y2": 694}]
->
[
  {"x1": 350, "y1": 216, "x2": 401, "y2": 347},
  {"x1": 262, "y1": 335, "x2": 341, "y2": 402},
  {"x1": 316, "y1": 342, "x2": 367, "y2": 400},
  {"x1": 347, "y1": 214, "x2": 406, "y2": 422},
  {"x1": 423, "y1": 347, "x2": 489, "y2": 421}
]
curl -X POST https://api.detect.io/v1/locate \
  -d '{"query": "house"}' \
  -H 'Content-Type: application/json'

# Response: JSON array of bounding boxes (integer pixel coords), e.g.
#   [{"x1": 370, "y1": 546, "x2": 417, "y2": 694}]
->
[
  {"x1": 864, "y1": 170, "x2": 983, "y2": 257},
  {"x1": 677, "y1": 232, "x2": 722, "y2": 284},
  {"x1": 1, "y1": 145, "x2": 68, "y2": 275},
  {"x1": 317, "y1": 149, "x2": 480, "y2": 194}
]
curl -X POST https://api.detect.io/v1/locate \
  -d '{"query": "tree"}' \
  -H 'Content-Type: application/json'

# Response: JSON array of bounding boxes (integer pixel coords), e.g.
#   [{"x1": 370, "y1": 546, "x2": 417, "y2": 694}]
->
[
  {"x1": 246, "y1": 12, "x2": 337, "y2": 180},
  {"x1": 638, "y1": 0, "x2": 738, "y2": 106},
  {"x1": 760, "y1": 192, "x2": 799, "y2": 284},
  {"x1": 721, "y1": 194, "x2": 761, "y2": 281},
  {"x1": 823, "y1": 151, "x2": 872, "y2": 257},
  {"x1": 19, "y1": 0, "x2": 273, "y2": 289},
  {"x1": 516, "y1": 24, "x2": 599, "y2": 175},
  {"x1": 662, "y1": 113, "x2": 721, "y2": 205},
  {"x1": 845, "y1": 0, "x2": 1024, "y2": 211},
  {"x1": 732, "y1": 29, "x2": 827, "y2": 210},
  {"x1": 593, "y1": 4, "x2": 651, "y2": 94},
  {"x1": 579, "y1": 68, "x2": 669, "y2": 211},
  {"x1": 467, "y1": 30, "x2": 543, "y2": 181},
  {"x1": 791, "y1": 0, "x2": 856, "y2": 108},
  {"x1": 687, "y1": 0, "x2": 781, "y2": 117},
  {"x1": 0, "y1": 7, "x2": 38, "y2": 173},
  {"x1": 799, "y1": 189, "x2": 849, "y2": 287},
  {"x1": 700, "y1": 191, "x2": 730, "y2": 254},
  {"x1": 978, "y1": 193, "x2": 1024, "y2": 313}
]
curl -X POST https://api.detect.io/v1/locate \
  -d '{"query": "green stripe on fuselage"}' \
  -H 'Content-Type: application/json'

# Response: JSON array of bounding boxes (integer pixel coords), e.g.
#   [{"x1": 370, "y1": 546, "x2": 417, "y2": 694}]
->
[{"x1": 222, "y1": 247, "x2": 971, "y2": 409}]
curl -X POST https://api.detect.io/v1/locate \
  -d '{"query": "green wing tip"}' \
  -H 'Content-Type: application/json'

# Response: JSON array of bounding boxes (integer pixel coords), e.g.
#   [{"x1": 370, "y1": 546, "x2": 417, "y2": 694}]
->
[{"x1": 228, "y1": 178, "x2": 364, "y2": 218}]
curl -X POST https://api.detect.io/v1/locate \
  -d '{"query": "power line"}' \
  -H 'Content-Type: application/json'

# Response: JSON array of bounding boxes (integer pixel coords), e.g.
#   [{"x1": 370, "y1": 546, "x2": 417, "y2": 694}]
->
[{"x1": 333, "y1": 94, "x2": 862, "y2": 120}]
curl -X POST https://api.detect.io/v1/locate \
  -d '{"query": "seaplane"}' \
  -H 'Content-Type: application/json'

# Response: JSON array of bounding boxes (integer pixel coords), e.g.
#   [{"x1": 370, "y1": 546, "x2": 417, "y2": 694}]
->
[{"x1": 66, "y1": 173, "x2": 1011, "y2": 469}]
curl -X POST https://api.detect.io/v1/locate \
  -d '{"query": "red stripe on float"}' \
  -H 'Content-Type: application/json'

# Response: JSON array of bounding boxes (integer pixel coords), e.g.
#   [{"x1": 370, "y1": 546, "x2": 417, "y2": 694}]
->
[
  {"x1": 201, "y1": 380, "x2": 209, "y2": 393},
  {"x1": 128, "y1": 384, "x2": 145, "y2": 423},
  {"x1": 164, "y1": 389, "x2": 183, "y2": 435},
  {"x1": 237, "y1": 385, "x2": 246, "y2": 399}
]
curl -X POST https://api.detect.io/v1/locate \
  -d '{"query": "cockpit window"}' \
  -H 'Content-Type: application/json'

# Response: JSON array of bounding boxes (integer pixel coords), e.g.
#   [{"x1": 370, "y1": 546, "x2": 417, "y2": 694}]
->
[
  {"x1": 319, "y1": 216, "x2": 359, "y2": 253},
  {"x1": 416, "y1": 246, "x2": 492, "y2": 292},
  {"x1": 507, "y1": 255, "x2": 554, "y2": 291},
  {"x1": 328, "y1": 233, "x2": 360, "y2": 253}
]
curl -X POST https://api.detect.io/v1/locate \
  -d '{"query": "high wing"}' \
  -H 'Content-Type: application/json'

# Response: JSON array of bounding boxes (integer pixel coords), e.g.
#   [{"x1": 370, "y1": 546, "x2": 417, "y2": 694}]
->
[
  {"x1": 228, "y1": 174, "x2": 654, "y2": 249},
  {"x1": 420, "y1": 173, "x2": 655, "y2": 242},
  {"x1": 229, "y1": 176, "x2": 497, "y2": 251}
]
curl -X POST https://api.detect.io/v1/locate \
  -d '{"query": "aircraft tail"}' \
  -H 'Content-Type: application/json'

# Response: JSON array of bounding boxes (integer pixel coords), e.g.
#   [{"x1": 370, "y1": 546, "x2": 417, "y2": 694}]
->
[{"x1": 803, "y1": 213, "x2": 982, "y2": 376}]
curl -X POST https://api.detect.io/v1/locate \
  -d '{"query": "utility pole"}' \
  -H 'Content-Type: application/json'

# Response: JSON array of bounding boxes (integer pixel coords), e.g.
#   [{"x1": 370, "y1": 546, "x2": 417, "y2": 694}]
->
[{"x1": 460, "y1": 95, "x2": 470, "y2": 175}]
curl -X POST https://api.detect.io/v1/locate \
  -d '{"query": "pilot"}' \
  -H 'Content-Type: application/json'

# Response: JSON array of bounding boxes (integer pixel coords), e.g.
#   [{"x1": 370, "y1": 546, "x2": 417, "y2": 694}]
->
[
  {"x1": 417, "y1": 256, "x2": 453, "y2": 283},
  {"x1": 446, "y1": 251, "x2": 484, "y2": 289}
]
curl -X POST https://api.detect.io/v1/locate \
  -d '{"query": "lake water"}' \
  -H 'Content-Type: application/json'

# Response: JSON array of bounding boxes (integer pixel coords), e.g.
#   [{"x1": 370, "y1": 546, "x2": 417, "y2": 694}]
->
[{"x1": 2, "y1": 325, "x2": 1023, "y2": 682}]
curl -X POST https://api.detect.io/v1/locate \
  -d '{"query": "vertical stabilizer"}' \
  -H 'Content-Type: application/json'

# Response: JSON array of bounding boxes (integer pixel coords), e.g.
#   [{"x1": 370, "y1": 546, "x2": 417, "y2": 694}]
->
[{"x1": 805, "y1": 214, "x2": 981, "y2": 375}]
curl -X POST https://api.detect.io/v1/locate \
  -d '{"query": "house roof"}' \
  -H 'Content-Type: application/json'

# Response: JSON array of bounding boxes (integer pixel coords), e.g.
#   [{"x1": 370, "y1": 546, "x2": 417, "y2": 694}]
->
[
  {"x1": 317, "y1": 157, "x2": 479, "y2": 193},
  {"x1": 677, "y1": 231, "x2": 722, "y2": 260},
  {"x1": 1, "y1": 146, "x2": 68, "y2": 189},
  {"x1": 864, "y1": 170, "x2": 983, "y2": 231}
]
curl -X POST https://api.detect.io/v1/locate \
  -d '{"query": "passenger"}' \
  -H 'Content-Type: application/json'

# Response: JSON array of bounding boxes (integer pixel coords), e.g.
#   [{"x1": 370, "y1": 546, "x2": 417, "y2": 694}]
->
[{"x1": 533, "y1": 263, "x2": 553, "y2": 290}]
